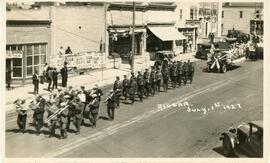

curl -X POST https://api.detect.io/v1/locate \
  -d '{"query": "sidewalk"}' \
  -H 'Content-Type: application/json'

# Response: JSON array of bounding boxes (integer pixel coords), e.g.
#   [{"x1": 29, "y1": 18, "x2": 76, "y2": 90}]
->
[{"x1": 5, "y1": 52, "x2": 196, "y2": 111}]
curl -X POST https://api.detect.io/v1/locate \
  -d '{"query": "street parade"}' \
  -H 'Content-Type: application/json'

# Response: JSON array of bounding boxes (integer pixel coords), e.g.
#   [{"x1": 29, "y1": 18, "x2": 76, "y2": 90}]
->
[{"x1": 13, "y1": 59, "x2": 195, "y2": 139}]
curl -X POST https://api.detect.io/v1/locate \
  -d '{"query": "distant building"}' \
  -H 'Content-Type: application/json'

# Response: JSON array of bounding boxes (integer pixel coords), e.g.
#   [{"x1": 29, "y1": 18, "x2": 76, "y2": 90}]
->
[{"x1": 221, "y1": 2, "x2": 263, "y2": 36}]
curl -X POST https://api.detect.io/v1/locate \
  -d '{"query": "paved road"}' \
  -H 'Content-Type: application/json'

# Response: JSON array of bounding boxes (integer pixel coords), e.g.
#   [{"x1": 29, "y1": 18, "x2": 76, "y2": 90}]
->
[{"x1": 5, "y1": 59, "x2": 263, "y2": 158}]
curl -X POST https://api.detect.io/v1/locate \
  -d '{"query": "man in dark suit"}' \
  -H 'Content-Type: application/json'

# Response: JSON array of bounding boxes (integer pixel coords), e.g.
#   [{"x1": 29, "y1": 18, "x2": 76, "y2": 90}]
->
[
  {"x1": 52, "y1": 67, "x2": 58, "y2": 90},
  {"x1": 106, "y1": 90, "x2": 116, "y2": 120},
  {"x1": 32, "y1": 70, "x2": 39, "y2": 95},
  {"x1": 60, "y1": 62, "x2": 68, "y2": 87}
]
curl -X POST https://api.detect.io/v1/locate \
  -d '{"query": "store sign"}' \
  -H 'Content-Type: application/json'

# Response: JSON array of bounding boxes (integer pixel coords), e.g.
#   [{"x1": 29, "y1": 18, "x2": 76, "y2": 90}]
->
[
  {"x1": 50, "y1": 52, "x2": 105, "y2": 70},
  {"x1": 6, "y1": 51, "x2": 23, "y2": 59}
]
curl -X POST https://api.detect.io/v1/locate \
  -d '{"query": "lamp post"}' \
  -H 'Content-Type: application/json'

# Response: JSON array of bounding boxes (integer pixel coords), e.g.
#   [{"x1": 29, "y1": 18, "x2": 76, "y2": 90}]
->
[{"x1": 131, "y1": 1, "x2": 136, "y2": 71}]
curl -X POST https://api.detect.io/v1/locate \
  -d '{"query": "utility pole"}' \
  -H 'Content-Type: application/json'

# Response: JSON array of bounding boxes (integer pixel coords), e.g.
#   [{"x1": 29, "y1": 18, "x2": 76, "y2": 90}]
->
[{"x1": 131, "y1": 1, "x2": 136, "y2": 71}]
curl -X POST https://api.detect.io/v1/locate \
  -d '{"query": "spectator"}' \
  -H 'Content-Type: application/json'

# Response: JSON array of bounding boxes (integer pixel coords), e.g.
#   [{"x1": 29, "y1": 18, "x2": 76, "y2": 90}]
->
[
  {"x1": 65, "y1": 46, "x2": 72, "y2": 54},
  {"x1": 58, "y1": 46, "x2": 64, "y2": 56},
  {"x1": 60, "y1": 62, "x2": 68, "y2": 87},
  {"x1": 6, "y1": 68, "x2": 12, "y2": 90},
  {"x1": 32, "y1": 70, "x2": 39, "y2": 95}
]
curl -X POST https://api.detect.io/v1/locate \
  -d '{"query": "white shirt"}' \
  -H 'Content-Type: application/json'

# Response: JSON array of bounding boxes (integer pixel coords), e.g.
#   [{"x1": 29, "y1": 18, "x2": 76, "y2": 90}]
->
[{"x1": 78, "y1": 93, "x2": 86, "y2": 103}]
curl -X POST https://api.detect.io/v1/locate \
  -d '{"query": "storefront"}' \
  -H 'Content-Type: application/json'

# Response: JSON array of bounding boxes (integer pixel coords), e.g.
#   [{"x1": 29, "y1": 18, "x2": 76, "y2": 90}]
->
[
  {"x1": 250, "y1": 20, "x2": 263, "y2": 36},
  {"x1": 108, "y1": 26, "x2": 145, "y2": 61},
  {"x1": 178, "y1": 26, "x2": 198, "y2": 51},
  {"x1": 6, "y1": 20, "x2": 50, "y2": 84},
  {"x1": 146, "y1": 26, "x2": 187, "y2": 57}
]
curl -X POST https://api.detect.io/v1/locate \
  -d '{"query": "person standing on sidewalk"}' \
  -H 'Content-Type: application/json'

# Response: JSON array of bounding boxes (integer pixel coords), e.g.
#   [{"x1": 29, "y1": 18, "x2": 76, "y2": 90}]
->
[
  {"x1": 52, "y1": 67, "x2": 58, "y2": 90},
  {"x1": 32, "y1": 70, "x2": 39, "y2": 95},
  {"x1": 61, "y1": 62, "x2": 68, "y2": 87},
  {"x1": 47, "y1": 67, "x2": 53, "y2": 91},
  {"x1": 14, "y1": 99, "x2": 28, "y2": 133},
  {"x1": 6, "y1": 68, "x2": 12, "y2": 90}
]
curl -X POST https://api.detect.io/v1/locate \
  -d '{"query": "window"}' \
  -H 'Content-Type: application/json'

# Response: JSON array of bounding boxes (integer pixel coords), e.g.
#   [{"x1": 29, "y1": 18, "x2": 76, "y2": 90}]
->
[
  {"x1": 26, "y1": 44, "x2": 47, "y2": 77},
  {"x1": 240, "y1": 11, "x2": 243, "y2": 18},
  {"x1": 222, "y1": 11, "x2": 224, "y2": 18},
  {"x1": 256, "y1": 10, "x2": 260, "y2": 19},
  {"x1": 190, "y1": 9, "x2": 194, "y2": 20},
  {"x1": 179, "y1": 9, "x2": 182, "y2": 20},
  {"x1": 13, "y1": 58, "x2": 22, "y2": 77}
]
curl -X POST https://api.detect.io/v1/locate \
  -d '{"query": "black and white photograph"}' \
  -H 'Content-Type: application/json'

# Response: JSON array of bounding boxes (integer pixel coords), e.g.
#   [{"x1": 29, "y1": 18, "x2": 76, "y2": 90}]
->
[{"x1": 2, "y1": 0, "x2": 268, "y2": 161}]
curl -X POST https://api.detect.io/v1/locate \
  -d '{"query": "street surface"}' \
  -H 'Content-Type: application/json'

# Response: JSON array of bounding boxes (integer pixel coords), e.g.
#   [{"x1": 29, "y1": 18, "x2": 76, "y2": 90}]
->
[{"x1": 5, "y1": 59, "x2": 263, "y2": 158}]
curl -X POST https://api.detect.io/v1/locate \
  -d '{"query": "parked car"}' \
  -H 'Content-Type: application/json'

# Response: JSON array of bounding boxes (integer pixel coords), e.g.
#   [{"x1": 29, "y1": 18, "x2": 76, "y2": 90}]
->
[
  {"x1": 196, "y1": 42, "x2": 230, "y2": 60},
  {"x1": 153, "y1": 50, "x2": 174, "y2": 68},
  {"x1": 220, "y1": 120, "x2": 263, "y2": 157}
]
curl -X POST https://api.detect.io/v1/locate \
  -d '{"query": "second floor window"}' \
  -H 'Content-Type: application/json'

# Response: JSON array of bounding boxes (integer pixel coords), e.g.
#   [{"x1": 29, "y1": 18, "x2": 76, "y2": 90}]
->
[
  {"x1": 190, "y1": 8, "x2": 198, "y2": 20},
  {"x1": 222, "y1": 11, "x2": 224, "y2": 18},
  {"x1": 180, "y1": 9, "x2": 182, "y2": 20},
  {"x1": 240, "y1": 11, "x2": 243, "y2": 18}
]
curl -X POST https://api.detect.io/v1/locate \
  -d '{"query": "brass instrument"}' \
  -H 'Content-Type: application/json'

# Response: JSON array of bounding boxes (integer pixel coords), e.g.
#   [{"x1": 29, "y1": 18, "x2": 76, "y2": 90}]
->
[
  {"x1": 45, "y1": 103, "x2": 69, "y2": 122},
  {"x1": 105, "y1": 92, "x2": 115, "y2": 103}
]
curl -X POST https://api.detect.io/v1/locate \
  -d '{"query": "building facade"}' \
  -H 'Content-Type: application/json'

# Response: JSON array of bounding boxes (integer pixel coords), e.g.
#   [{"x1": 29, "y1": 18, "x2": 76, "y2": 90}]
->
[{"x1": 221, "y1": 2, "x2": 263, "y2": 36}]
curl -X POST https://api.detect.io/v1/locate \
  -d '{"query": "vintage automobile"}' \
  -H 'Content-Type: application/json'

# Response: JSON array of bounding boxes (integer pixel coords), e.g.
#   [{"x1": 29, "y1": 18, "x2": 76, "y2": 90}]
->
[
  {"x1": 206, "y1": 49, "x2": 232, "y2": 73},
  {"x1": 247, "y1": 36, "x2": 264, "y2": 60},
  {"x1": 153, "y1": 50, "x2": 175, "y2": 68},
  {"x1": 195, "y1": 43, "x2": 212, "y2": 59},
  {"x1": 220, "y1": 120, "x2": 263, "y2": 157}
]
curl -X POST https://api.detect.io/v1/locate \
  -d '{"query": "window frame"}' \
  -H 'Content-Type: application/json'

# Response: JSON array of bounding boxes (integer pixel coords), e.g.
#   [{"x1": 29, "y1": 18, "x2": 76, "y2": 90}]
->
[{"x1": 240, "y1": 11, "x2": 243, "y2": 18}]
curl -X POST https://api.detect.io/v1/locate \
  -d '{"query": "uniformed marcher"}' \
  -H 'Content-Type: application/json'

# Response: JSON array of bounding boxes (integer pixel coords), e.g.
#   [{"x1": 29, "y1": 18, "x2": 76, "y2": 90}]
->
[
  {"x1": 172, "y1": 62, "x2": 178, "y2": 88},
  {"x1": 14, "y1": 99, "x2": 28, "y2": 133},
  {"x1": 129, "y1": 78, "x2": 137, "y2": 104},
  {"x1": 59, "y1": 96, "x2": 70, "y2": 139},
  {"x1": 32, "y1": 95, "x2": 46, "y2": 135},
  {"x1": 92, "y1": 84, "x2": 103, "y2": 102},
  {"x1": 130, "y1": 71, "x2": 136, "y2": 81},
  {"x1": 106, "y1": 90, "x2": 116, "y2": 120},
  {"x1": 47, "y1": 99, "x2": 60, "y2": 138},
  {"x1": 156, "y1": 68, "x2": 162, "y2": 92},
  {"x1": 73, "y1": 97, "x2": 84, "y2": 134},
  {"x1": 89, "y1": 94, "x2": 100, "y2": 127},
  {"x1": 162, "y1": 65, "x2": 170, "y2": 92},
  {"x1": 113, "y1": 76, "x2": 122, "y2": 108},
  {"x1": 177, "y1": 61, "x2": 183, "y2": 86},
  {"x1": 183, "y1": 61, "x2": 189, "y2": 85},
  {"x1": 136, "y1": 71, "x2": 144, "y2": 101},
  {"x1": 122, "y1": 75, "x2": 129, "y2": 102},
  {"x1": 187, "y1": 60, "x2": 195, "y2": 84},
  {"x1": 66, "y1": 95, "x2": 76, "y2": 131},
  {"x1": 150, "y1": 68, "x2": 157, "y2": 95},
  {"x1": 143, "y1": 69, "x2": 151, "y2": 97}
]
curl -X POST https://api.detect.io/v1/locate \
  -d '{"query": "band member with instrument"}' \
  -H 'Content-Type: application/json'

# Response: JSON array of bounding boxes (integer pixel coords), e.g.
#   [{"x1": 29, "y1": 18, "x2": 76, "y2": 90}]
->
[
  {"x1": 46, "y1": 99, "x2": 60, "y2": 138},
  {"x1": 122, "y1": 75, "x2": 129, "y2": 102},
  {"x1": 129, "y1": 78, "x2": 137, "y2": 104},
  {"x1": 14, "y1": 99, "x2": 28, "y2": 133},
  {"x1": 73, "y1": 97, "x2": 84, "y2": 134},
  {"x1": 89, "y1": 94, "x2": 100, "y2": 127},
  {"x1": 59, "y1": 95, "x2": 70, "y2": 139},
  {"x1": 105, "y1": 90, "x2": 116, "y2": 120},
  {"x1": 32, "y1": 95, "x2": 46, "y2": 135}
]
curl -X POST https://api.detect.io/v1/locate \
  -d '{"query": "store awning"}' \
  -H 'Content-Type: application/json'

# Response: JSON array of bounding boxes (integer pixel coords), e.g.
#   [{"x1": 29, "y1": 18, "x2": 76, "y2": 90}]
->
[{"x1": 148, "y1": 27, "x2": 187, "y2": 41}]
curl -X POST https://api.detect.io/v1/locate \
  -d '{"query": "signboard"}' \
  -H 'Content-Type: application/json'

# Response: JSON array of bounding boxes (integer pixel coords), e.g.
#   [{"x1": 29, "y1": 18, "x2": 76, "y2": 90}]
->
[
  {"x1": 6, "y1": 51, "x2": 23, "y2": 59},
  {"x1": 50, "y1": 52, "x2": 106, "y2": 70}
]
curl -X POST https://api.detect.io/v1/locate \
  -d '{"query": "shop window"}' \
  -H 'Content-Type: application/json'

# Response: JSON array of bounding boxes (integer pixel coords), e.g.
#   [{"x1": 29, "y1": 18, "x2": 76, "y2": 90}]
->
[
  {"x1": 27, "y1": 56, "x2": 32, "y2": 66},
  {"x1": 179, "y1": 9, "x2": 182, "y2": 20},
  {"x1": 27, "y1": 45, "x2": 33, "y2": 56},
  {"x1": 175, "y1": 40, "x2": 182, "y2": 46},
  {"x1": 34, "y1": 44, "x2": 39, "y2": 55},
  {"x1": 13, "y1": 58, "x2": 22, "y2": 77},
  {"x1": 222, "y1": 11, "x2": 224, "y2": 18}
]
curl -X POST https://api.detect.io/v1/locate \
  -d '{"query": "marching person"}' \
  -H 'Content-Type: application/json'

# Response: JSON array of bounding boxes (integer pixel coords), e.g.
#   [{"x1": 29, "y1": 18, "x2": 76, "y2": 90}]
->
[
  {"x1": 113, "y1": 76, "x2": 122, "y2": 108},
  {"x1": 32, "y1": 95, "x2": 45, "y2": 135},
  {"x1": 106, "y1": 90, "x2": 116, "y2": 120},
  {"x1": 66, "y1": 94, "x2": 76, "y2": 132},
  {"x1": 183, "y1": 61, "x2": 189, "y2": 85},
  {"x1": 172, "y1": 62, "x2": 178, "y2": 88},
  {"x1": 47, "y1": 67, "x2": 53, "y2": 91},
  {"x1": 60, "y1": 62, "x2": 68, "y2": 87},
  {"x1": 89, "y1": 94, "x2": 100, "y2": 127},
  {"x1": 129, "y1": 78, "x2": 137, "y2": 104},
  {"x1": 122, "y1": 75, "x2": 129, "y2": 102},
  {"x1": 32, "y1": 70, "x2": 39, "y2": 95},
  {"x1": 188, "y1": 60, "x2": 195, "y2": 84},
  {"x1": 14, "y1": 99, "x2": 28, "y2": 133},
  {"x1": 136, "y1": 71, "x2": 144, "y2": 101},
  {"x1": 59, "y1": 95, "x2": 70, "y2": 139},
  {"x1": 156, "y1": 67, "x2": 162, "y2": 92},
  {"x1": 162, "y1": 65, "x2": 169, "y2": 92},
  {"x1": 150, "y1": 68, "x2": 157, "y2": 95},
  {"x1": 143, "y1": 69, "x2": 151, "y2": 97},
  {"x1": 52, "y1": 67, "x2": 58, "y2": 90},
  {"x1": 130, "y1": 71, "x2": 136, "y2": 81},
  {"x1": 73, "y1": 97, "x2": 84, "y2": 134},
  {"x1": 177, "y1": 61, "x2": 183, "y2": 86},
  {"x1": 47, "y1": 99, "x2": 60, "y2": 138},
  {"x1": 92, "y1": 84, "x2": 103, "y2": 102}
]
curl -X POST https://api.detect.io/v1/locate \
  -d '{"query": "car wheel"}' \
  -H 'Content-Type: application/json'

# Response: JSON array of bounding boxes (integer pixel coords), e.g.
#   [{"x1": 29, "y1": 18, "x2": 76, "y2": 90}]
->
[
  {"x1": 221, "y1": 64, "x2": 227, "y2": 73},
  {"x1": 222, "y1": 134, "x2": 234, "y2": 157}
]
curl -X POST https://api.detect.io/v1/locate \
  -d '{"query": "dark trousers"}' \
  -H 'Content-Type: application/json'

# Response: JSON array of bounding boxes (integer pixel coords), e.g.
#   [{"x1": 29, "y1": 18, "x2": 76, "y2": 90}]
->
[
  {"x1": 73, "y1": 117, "x2": 82, "y2": 133},
  {"x1": 52, "y1": 79, "x2": 58, "y2": 90},
  {"x1": 67, "y1": 116, "x2": 73, "y2": 130},
  {"x1": 34, "y1": 118, "x2": 43, "y2": 134},
  {"x1": 107, "y1": 107, "x2": 115, "y2": 120},
  {"x1": 62, "y1": 77, "x2": 67, "y2": 87},
  {"x1": 129, "y1": 92, "x2": 135, "y2": 104},
  {"x1": 138, "y1": 85, "x2": 144, "y2": 101},
  {"x1": 183, "y1": 72, "x2": 188, "y2": 85},
  {"x1": 177, "y1": 74, "x2": 182, "y2": 86},
  {"x1": 188, "y1": 72, "x2": 194, "y2": 84},
  {"x1": 60, "y1": 121, "x2": 68, "y2": 138},
  {"x1": 122, "y1": 87, "x2": 129, "y2": 100},
  {"x1": 17, "y1": 114, "x2": 27, "y2": 132},
  {"x1": 49, "y1": 120, "x2": 58, "y2": 137},
  {"x1": 157, "y1": 80, "x2": 161, "y2": 92},
  {"x1": 34, "y1": 83, "x2": 39, "y2": 95},
  {"x1": 48, "y1": 79, "x2": 52, "y2": 90},
  {"x1": 172, "y1": 76, "x2": 177, "y2": 88},
  {"x1": 163, "y1": 78, "x2": 168, "y2": 92},
  {"x1": 151, "y1": 83, "x2": 156, "y2": 94}
]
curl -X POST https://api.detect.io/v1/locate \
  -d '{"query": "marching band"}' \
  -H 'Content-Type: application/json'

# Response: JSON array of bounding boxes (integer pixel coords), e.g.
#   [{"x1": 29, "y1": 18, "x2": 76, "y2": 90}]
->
[{"x1": 13, "y1": 60, "x2": 195, "y2": 139}]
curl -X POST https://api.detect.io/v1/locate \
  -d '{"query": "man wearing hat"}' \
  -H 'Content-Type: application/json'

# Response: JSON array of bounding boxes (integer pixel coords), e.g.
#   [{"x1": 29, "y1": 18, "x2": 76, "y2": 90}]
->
[
  {"x1": 106, "y1": 90, "x2": 116, "y2": 120},
  {"x1": 60, "y1": 62, "x2": 68, "y2": 87},
  {"x1": 122, "y1": 75, "x2": 129, "y2": 102},
  {"x1": 47, "y1": 99, "x2": 60, "y2": 138},
  {"x1": 130, "y1": 71, "x2": 136, "y2": 81},
  {"x1": 59, "y1": 95, "x2": 70, "y2": 139},
  {"x1": 162, "y1": 65, "x2": 170, "y2": 92},
  {"x1": 92, "y1": 84, "x2": 103, "y2": 102},
  {"x1": 113, "y1": 76, "x2": 122, "y2": 108},
  {"x1": 129, "y1": 78, "x2": 137, "y2": 104},
  {"x1": 73, "y1": 97, "x2": 84, "y2": 134},
  {"x1": 14, "y1": 99, "x2": 28, "y2": 133},
  {"x1": 32, "y1": 95, "x2": 46, "y2": 135},
  {"x1": 150, "y1": 68, "x2": 157, "y2": 95},
  {"x1": 156, "y1": 67, "x2": 162, "y2": 92},
  {"x1": 89, "y1": 94, "x2": 100, "y2": 127},
  {"x1": 136, "y1": 71, "x2": 144, "y2": 101},
  {"x1": 143, "y1": 69, "x2": 151, "y2": 97}
]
